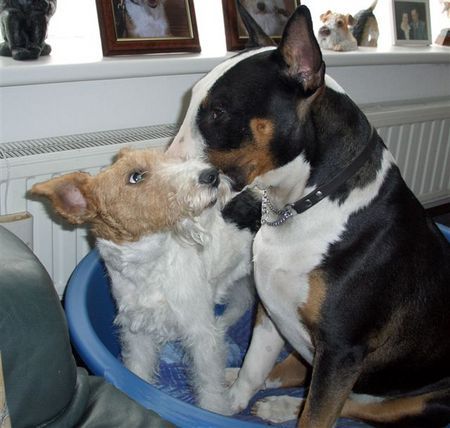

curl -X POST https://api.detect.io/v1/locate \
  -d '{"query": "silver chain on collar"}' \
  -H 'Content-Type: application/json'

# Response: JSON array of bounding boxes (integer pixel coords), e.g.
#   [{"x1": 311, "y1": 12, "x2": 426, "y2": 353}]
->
[
  {"x1": 260, "y1": 127, "x2": 378, "y2": 228},
  {"x1": 261, "y1": 189, "x2": 294, "y2": 227}
]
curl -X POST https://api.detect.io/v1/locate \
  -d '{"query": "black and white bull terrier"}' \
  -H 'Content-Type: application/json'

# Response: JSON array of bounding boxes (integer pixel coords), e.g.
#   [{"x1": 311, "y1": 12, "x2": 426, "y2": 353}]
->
[{"x1": 167, "y1": 4, "x2": 450, "y2": 427}]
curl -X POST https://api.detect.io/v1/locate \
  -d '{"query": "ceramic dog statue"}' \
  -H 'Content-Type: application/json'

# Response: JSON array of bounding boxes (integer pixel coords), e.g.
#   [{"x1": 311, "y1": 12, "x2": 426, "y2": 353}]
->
[
  {"x1": 318, "y1": 1, "x2": 379, "y2": 52},
  {"x1": 0, "y1": 0, "x2": 57, "y2": 60},
  {"x1": 318, "y1": 10, "x2": 358, "y2": 52},
  {"x1": 351, "y1": 0, "x2": 379, "y2": 47}
]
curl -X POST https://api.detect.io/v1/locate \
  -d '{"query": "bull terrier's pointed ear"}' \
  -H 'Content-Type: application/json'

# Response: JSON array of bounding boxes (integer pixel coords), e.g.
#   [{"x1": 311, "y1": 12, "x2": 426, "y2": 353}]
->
[
  {"x1": 279, "y1": 5, "x2": 325, "y2": 94},
  {"x1": 31, "y1": 172, "x2": 96, "y2": 225},
  {"x1": 236, "y1": 0, "x2": 276, "y2": 48}
]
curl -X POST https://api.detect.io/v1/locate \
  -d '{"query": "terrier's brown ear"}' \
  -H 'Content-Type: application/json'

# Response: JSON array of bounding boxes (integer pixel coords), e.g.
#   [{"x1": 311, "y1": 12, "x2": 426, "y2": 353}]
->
[
  {"x1": 279, "y1": 5, "x2": 325, "y2": 94},
  {"x1": 31, "y1": 172, "x2": 96, "y2": 225}
]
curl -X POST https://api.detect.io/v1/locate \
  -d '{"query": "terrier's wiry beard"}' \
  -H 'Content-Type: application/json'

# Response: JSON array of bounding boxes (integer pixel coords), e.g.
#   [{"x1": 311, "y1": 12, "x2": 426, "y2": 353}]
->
[{"x1": 168, "y1": 168, "x2": 233, "y2": 220}]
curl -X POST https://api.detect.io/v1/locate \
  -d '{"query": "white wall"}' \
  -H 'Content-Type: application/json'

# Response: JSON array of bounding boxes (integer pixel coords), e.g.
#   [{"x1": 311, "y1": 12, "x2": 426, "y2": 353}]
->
[
  {"x1": 1, "y1": 52, "x2": 449, "y2": 143},
  {"x1": 1, "y1": 0, "x2": 449, "y2": 143},
  {"x1": 0, "y1": 74, "x2": 199, "y2": 142}
]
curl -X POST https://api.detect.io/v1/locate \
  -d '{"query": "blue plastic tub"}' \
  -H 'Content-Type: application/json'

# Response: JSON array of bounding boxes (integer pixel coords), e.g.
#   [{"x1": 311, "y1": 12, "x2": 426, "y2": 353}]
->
[
  {"x1": 65, "y1": 224, "x2": 450, "y2": 428},
  {"x1": 438, "y1": 222, "x2": 450, "y2": 241}
]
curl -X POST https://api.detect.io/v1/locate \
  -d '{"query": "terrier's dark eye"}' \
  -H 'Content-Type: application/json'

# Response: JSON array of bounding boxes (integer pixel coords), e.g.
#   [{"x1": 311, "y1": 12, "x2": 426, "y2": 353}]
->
[{"x1": 129, "y1": 171, "x2": 145, "y2": 184}]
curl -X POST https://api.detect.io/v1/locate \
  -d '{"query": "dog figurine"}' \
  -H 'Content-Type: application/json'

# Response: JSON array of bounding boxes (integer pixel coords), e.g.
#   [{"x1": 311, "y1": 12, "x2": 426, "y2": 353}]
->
[
  {"x1": 318, "y1": 1, "x2": 379, "y2": 52},
  {"x1": 351, "y1": 0, "x2": 379, "y2": 47},
  {"x1": 166, "y1": 4, "x2": 450, "y2": 427},
  {"x1": 0, "y1": 0, "x2": 57, "y2": 60},
  {"x1": 318, "y1": 10, "x2": 358, "y2": 52},
  {"x1": 118, "y1": 0, "x2": 169, "y2": 38},
  {"x1": 240, "y1": 0, "x2": 289, "y2": 37},
  {"x1": 31, "y1": 148, "x2": 255, "y2": 414}
]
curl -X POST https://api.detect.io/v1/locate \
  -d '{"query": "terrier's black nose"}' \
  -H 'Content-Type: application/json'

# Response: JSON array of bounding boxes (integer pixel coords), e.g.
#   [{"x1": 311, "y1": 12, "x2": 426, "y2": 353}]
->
[
  {"x1": 199, "y1": 168, "x2": 219, "y2": 187},
  {"x1": 319, "y1": 26, "x2": 331, "y2": 36}
]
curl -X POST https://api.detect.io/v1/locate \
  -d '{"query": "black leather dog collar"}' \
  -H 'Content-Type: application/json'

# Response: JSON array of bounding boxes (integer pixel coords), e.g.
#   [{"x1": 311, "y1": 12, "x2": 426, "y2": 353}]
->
[{"x1": 261, "y1": 128, "x2": 378, "y2": 226}]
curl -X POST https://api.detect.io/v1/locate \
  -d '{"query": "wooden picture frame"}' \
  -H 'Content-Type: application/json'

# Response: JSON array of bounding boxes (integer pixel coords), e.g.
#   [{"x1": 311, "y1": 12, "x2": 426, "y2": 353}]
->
[
  {"x1": 222, "y1": 0, "x2": 301, "y2": 51},
  {"x1": 392, "y1": 0, "x2": 432, "y2": 45},
  {"x1": 96, "y1": 0, "x2": 200, "y2": 56}
]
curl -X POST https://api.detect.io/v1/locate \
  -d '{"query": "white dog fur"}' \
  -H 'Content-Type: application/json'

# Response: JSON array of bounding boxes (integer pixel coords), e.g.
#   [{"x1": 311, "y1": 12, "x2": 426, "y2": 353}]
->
[
  {"x1": 241, "y1": 0, "x2": 289, "y2": 36},
  {"x1": 31, "y1": 148, "x2": 254, "y2": 414},
  {"x1": 125, "y1": 0, "x2": 169, "y2": 38},
  {"x1": 317, "y1": 11, "x2": 358, "y2": 52}
]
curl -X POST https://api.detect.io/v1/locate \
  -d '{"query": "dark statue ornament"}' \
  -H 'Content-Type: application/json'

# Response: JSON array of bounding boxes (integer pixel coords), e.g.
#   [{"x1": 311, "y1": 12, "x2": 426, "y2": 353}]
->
[{"x1": 0, "y1": 0, "x2": 57, "y2": 60}]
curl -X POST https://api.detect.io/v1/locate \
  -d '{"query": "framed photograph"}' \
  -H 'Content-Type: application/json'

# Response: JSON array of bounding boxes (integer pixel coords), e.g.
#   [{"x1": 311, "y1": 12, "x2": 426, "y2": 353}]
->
[
  {"x1": 96, "y1": 0, "x2": 200, "y2": 56},
  {"x1": 222, "y1": 0, "x2": 301, "y2": 50},
  {"x1": 392, "y1": 0, "x2": 432, "y2": 45}
]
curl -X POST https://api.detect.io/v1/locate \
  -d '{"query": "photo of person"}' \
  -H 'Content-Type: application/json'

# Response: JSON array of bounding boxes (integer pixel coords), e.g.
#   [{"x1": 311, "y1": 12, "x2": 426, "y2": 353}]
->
[
  {"x1": 400, "y1": 12, "x2": 411, "y2": 39},
  {"x1": 393, "y1": 0, "x2": 430, "y2": 42},
  {"x1": 410, "y1": 7, "x2": 427, "y2": 39},
  {"x1": 113, "y1": 0, "x2": 194, "y2": 40}
]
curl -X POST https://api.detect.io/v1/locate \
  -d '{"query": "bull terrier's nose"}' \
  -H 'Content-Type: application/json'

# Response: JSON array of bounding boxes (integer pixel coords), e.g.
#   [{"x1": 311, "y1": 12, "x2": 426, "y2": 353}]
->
[{"x1": 199, "y1": 168, "x2": 220, "y2": 187}]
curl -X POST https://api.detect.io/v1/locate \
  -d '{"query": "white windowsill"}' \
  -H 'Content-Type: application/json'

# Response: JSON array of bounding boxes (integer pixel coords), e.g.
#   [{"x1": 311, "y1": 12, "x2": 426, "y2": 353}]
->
[{"x1": 1, "y1": 41, "x2": 449, "y2": 88}]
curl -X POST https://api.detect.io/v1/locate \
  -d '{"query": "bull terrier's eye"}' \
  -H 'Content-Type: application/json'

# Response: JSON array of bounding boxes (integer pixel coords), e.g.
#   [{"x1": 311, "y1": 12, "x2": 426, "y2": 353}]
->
[
  {"x1": 129, "y1": 171, "x2": 145, "y2": 184},
  {"x1": 211, "y1": 107, "x2": 225, "y2": 120}
]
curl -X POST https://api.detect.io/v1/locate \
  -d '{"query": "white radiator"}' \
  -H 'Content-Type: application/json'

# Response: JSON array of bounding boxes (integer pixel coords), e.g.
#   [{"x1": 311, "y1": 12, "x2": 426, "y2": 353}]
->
[
  {"x1": 0, "y1": 124, "x2": 177, "y2": 296},
  {"x1": 0, "y1": 100, "x2": 449, "y2": 297}
]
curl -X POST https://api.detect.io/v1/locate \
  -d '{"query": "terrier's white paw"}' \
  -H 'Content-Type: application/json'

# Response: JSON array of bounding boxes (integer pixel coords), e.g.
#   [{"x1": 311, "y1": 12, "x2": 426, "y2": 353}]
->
[
  {"x1": 225, "y1": 367, "x2": 240, "y2": 387},
  {"x1": 251, "y1": 395, "x2": 302, "y2": 423},
  {"x1": 228, "y1": 380, "x2": 255, "y2": 414}
]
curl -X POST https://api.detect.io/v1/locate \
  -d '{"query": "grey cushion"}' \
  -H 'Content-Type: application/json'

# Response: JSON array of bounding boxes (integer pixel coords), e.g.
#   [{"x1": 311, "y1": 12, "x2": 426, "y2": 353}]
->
[
  {"x1": 0, "y1": 226, "x2": 172, "y2": 427},
  {"x1": 0, "y1": 225, "x2": 77, "y2": 427}
]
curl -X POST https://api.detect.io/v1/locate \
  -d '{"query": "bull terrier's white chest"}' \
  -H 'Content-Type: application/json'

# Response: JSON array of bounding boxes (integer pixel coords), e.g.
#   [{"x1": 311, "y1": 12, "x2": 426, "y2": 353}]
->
[{"x1": 253, "y1": 226, "x2": 316, "y2": 364}]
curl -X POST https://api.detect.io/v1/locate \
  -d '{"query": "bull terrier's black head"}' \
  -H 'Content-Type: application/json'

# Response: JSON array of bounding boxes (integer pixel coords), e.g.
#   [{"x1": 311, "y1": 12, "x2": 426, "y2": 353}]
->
[{"x1": 168, "y1": 5, "x2": 369, "y2": 191}]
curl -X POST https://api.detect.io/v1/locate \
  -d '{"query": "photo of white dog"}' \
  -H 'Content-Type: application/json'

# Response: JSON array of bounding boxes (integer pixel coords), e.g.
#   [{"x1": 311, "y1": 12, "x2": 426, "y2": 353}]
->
[
  {"x1": 119, "y1": 0, "x2": 170, "y2": 38},
  {"x1": 31, "y1": 148, "x2": 255, "y2": 414},
  {"x1": 240, "y1": 0, "x2": 291, "y2": 37}
]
